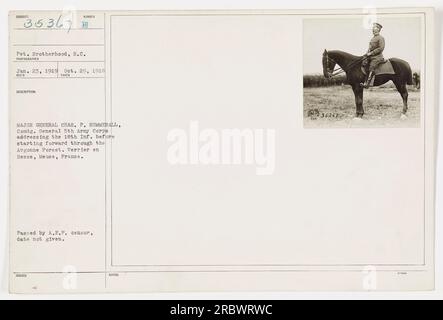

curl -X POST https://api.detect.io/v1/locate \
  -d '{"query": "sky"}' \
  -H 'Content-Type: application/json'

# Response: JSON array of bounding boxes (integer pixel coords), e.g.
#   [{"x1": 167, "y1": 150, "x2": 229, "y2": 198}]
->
[{"x1": 303, "y1": 16, "x2": 422, "y2": 74}]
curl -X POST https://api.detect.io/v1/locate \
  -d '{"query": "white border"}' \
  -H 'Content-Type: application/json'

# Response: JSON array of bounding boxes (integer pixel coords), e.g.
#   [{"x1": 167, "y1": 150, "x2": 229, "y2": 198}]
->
[{"x1": 1, "y1": 0, "x2": 442, "y2": 300}]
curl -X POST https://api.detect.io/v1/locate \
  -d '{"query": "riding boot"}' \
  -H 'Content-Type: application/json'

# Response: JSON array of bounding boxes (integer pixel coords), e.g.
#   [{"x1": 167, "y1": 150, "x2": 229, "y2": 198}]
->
[{"x1": 360, "y1": 71, "x2": 374, "y2": 88}]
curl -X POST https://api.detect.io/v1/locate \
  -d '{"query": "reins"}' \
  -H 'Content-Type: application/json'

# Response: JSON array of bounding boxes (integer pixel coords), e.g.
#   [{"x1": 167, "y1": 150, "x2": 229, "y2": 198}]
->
[{"x1": 326, "y1": 54, "x2": 369, "y2": 78}]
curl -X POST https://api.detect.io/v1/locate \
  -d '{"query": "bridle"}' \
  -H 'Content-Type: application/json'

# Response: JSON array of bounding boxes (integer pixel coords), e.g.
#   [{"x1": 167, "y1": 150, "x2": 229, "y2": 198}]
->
[{"x1": 324, "y1": 53, "x2": 368, "y2": 78}]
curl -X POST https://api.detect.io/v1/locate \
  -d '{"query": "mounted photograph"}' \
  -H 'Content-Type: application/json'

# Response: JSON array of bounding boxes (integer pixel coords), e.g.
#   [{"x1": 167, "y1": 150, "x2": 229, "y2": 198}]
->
[{"x1": 303, "y1": 16, "x2": 423, "y2": 128}]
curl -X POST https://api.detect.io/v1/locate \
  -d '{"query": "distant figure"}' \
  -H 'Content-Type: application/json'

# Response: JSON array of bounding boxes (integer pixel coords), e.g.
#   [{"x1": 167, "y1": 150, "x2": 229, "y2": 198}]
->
[
  {"x1": 413, "y1": 72, "x2": 420, "y2": 89},
  {"x1": 360, "y1": 23, "x2": 385, "y2": 88}
]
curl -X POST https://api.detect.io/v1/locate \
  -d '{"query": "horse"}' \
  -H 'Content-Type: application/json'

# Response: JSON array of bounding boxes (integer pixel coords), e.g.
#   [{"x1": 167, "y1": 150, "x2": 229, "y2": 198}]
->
[{"x1": 322, "y1": 50, "x2": 413, "y2": 118}]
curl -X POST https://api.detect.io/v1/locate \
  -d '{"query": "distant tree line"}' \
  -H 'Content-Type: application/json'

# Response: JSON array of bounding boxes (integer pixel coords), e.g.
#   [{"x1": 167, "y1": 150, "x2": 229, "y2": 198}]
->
[
  {"x1": 303, "y1": 74, "x2": 348, "y2": 87},
  {"x1": 304, "y1": 71, "x2": 421, "y2": 88}
]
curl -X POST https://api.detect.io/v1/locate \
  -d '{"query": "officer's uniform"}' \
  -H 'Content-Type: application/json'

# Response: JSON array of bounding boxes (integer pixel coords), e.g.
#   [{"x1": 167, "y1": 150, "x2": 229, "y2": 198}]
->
[
  {"x1": 361, "y1": 23, "x2": 385, "y2": 88},
  {"x1": 366, "y1": 34, "x2": 385, "y2": 71}
]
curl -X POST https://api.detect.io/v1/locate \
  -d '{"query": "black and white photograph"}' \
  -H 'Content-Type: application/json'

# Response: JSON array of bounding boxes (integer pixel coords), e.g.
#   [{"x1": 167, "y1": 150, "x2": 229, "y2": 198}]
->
[
  {"x1": 1, "y1": 0, "x2": 442, "y2": 303},
  {"x1": 303, "y1": 17, "x2": 422, "y2": 128}
]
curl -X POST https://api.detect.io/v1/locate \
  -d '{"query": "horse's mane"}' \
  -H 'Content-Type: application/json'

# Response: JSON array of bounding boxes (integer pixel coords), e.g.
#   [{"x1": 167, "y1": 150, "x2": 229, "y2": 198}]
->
[{"x1": 328, "y1": 50, "x2": 364, "y2": 61}]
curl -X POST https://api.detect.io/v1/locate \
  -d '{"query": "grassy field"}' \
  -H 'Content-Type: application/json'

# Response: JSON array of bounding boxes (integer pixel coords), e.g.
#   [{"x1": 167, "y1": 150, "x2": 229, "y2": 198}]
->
[{"x1": 303, "y1": 85, "x2": 421, "y2": 128}]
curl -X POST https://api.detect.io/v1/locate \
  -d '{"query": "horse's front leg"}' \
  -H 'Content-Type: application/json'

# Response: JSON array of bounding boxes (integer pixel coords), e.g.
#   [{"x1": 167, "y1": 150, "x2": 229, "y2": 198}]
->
[{"x1": 352, "y1": 84, "x2": 364, "y2": 118}]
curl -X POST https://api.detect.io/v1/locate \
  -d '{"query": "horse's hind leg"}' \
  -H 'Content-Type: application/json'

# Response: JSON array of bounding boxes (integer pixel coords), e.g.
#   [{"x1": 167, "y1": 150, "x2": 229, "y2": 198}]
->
[{"x1": 394, "y1": 80, "x2": 408, "y2": 116}]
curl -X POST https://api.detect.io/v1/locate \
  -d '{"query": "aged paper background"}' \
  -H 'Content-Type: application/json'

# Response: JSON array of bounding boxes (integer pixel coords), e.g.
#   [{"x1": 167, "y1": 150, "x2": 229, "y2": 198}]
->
[{"x1": 8, "y1": 8, "x2": 436, "y2": 293}]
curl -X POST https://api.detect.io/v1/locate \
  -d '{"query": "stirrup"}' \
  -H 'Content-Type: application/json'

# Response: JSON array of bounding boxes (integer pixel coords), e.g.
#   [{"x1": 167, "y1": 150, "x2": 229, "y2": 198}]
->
[{"x1": 360, "y1": 74, "x2": 373, "y2": 88}]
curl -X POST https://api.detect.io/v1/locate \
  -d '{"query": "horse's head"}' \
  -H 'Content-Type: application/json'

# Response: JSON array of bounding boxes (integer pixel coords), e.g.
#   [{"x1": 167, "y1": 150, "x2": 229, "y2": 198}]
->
[{"x1": 322, "y1": 49, "x2": 336, "y2": 79}]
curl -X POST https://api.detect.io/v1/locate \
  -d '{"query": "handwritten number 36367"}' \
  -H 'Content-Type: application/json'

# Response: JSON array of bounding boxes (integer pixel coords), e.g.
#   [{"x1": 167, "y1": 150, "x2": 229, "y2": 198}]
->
[{"x1": 24, "y1": 15, "x2": 73, "y2": 32}]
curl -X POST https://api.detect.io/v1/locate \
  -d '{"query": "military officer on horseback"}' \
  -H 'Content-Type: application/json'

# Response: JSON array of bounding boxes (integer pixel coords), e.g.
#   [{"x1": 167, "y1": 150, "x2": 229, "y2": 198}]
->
[{"x1": 360, "y1": 22, "x2": 385, "y2": 88}]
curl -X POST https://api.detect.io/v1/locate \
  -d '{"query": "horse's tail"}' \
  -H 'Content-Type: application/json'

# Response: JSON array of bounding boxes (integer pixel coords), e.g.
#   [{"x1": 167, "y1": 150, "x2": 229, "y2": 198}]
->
[
  {"x1": 390, "y1": 58, "x2": 413, "y2": 85},
  {"x1": 405, "y1": 62, "x2": 413, "y2": 85}
]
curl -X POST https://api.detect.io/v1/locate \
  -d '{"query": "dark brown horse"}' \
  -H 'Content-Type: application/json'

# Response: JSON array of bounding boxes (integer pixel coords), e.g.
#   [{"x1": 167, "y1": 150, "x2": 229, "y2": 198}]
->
[{"x1": 322, "y1": 50, "x2": 413, "y2": 118}]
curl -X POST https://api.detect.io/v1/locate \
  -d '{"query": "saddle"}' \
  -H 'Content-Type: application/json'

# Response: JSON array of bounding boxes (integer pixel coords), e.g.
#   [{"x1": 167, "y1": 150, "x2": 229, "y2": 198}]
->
[{"x1": 361, "y1": 59, "x2": 396, "y2": 76}]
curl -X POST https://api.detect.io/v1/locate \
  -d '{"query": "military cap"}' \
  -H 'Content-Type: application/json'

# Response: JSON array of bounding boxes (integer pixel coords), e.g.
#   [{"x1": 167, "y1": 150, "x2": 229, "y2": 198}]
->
[{"x1": 373, "y1": 22, "x2": 383, "y2": 30}]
